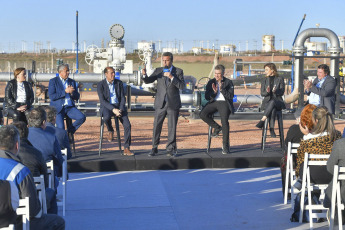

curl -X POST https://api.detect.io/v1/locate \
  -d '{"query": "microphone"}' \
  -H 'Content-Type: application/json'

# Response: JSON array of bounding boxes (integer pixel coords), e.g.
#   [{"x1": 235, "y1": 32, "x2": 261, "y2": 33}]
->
[{"x1": 163, "y1": 66, "x2": 170, "y2": 73}]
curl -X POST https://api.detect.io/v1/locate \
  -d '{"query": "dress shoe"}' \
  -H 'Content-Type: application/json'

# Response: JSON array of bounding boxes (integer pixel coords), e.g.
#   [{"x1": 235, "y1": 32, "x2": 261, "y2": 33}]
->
[
  {"x1": 167, "y1": 149, "x2": 177, "y2": 157},
  {"x1": 123, "y1": 148, "x2": 134, "y2": 156},
  {"x1": 222, "y1": 145, "x2": 230, "y2": 154},
  {"x1": 270, "y1": 128, "x2": 276, "y2": 138},
  {"x1": 107, "y1": 131, "x2": 114, "y2": 142},
  {"x1": 256, "y1": 120, "x2": 265, "y2": 129},
  {"x1": 148, "y1": 148, "x2": 158, "y2": 157},
  {"x1": 211, "y1": 127, "x2": 222, "y2": 137}
]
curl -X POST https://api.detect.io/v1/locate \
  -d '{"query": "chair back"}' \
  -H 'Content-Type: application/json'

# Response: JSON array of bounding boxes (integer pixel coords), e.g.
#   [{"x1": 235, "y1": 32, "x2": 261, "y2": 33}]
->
[
  {"x1": 46, "y1": 160, "x2": 55, "y2": 190},
  {"x1": 58, "y1": 149, "x2": 68, "y2": 216},
  {"x1": 16, "y1": 197, "x2": 30, "y2": 230},
  {"x1": 33, "y1": 175, "x2": 47, "y2": 217},
  {"x1": 284, "y1": 142, "x2": 300, "y2": 206},
  {"x1": 329, "y1": 165, "x2": 345, "y2": 230}
]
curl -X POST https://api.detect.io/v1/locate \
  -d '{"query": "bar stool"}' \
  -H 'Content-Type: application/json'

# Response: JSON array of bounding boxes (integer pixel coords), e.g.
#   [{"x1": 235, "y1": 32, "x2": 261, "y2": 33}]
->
[
  {"x1": 64, "y1": 116, "x2": 76, "y2": 157},
  {"x1": 261, "y1": 110, "x2": 284, "y2": 153},
  {"x1": 206, "y1": 113, "x2": 227, "y2": 153},
  {"x1": 99, "y1": 115, "x2": 122, "y2": 156}
]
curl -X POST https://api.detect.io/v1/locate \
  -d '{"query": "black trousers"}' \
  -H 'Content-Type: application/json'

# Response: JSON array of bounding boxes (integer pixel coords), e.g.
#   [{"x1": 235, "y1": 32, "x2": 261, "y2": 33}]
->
[
  {"x1": 200, "y1": 101, "x2": 230, "y2": 147},
  {"x1": 6, "y1": 107, "x2": 28, "y2": 124},
  {"x1": 263, "y1": 100, "x2": 280, "y2": 129},
  {"x1": 102, "y1": 107, "x2": 131, "y2": 149}
]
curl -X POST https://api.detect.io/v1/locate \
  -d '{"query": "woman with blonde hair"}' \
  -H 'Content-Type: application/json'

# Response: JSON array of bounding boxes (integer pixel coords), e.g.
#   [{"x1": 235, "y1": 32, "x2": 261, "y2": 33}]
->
[
  {"x1": 295, "y1": 106, "x2": 341, "y2": 184},
  {"x1": 256, "y1": 63, "x2": 286, "y2": 137},
  {"x1": 4, "y1": 68, "x2": 34, "y2": 123}
]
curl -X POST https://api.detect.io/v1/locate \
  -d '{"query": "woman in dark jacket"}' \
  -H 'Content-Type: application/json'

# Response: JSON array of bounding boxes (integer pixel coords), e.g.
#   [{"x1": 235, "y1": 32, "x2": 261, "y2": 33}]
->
[
  {"x1": 4, "y1": 67, "x2": 34, "y2": 123},
  {"x1": 256, "y1": 63, "x2": 286, "y2": 137}
]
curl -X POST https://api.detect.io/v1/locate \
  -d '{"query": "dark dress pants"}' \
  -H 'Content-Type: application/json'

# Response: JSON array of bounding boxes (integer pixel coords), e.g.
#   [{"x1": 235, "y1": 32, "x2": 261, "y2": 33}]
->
[
  {"x1": 56, "y1": 106, "x2": 86, "y2": 134},
  {"x1": 152, "y1": 102, "x2": 179, "y2": 151},
  {"x1": 6, "y1": 107, "x2": 28, "y2": 124},
  {"x1": 200, "y1": 101, "x2": 230, "y2": 148},
  {"x1": 263, "y1": 100, "x2": 281, "y2": 129},
  {"x1": 102, "y1": 107, "x2": 132, "y2": 149}
]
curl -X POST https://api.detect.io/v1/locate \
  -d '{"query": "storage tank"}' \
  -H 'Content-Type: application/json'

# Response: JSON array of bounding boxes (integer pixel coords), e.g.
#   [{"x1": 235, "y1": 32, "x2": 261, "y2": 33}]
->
[
  {"x1": 219, "y1": 44, "x2": 236, "y2": 54},
  {"x1": 339, "y1": 36, "x2": 345, "y2": 53},
  {"x1": 262, "y1": 35, "x2": 275, "y2": 52},
  {"x1": 304, "y1": 38, "x2": 327, "y2": 52}
]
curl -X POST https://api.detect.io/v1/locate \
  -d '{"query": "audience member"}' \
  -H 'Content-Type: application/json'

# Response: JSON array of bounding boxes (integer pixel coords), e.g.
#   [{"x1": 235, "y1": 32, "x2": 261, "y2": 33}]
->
[
  {"x1": 0, "y1": 179, "x2": 18, "y2": 228},
  {"x1": 12, "y1": 121, "x2": 58, "y2": 214},
  {"x1": 0, "y1": 125, "x2": 65, "y2": 229},
  {"x1": 44, "y1": 106, "x2": 72, "y2": 159},
  {"x1": 4, "y1": 67, "x2": 34, "y2": 123},
  {"x1": 295, "y1": 106, "x2": 341, "y2": 184},
  {"x1": 27, "y1": 107, "x2": 63, "y2": 178}
]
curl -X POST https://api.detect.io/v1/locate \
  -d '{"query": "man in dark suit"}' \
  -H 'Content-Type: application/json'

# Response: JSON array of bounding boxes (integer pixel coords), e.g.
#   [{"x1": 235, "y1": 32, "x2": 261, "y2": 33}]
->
[
  {"x1": 304, "y1": 64, "x2": 336, "y2": 114},
  {"x1": 48, "y1": 64, "x2": 86, "y2": 134},
  {"x1": 97, "y1": 67, "x2": 134, "y2": 156},
  {"x1": 200, "y1": 64, "x2": 234, "y2": 154},
  {"x1": 141, "y1": 52, "x2": 185, "y2": 157},
  {"x1": 44, "y1": 106, "x2": 72, "y2": 159}
]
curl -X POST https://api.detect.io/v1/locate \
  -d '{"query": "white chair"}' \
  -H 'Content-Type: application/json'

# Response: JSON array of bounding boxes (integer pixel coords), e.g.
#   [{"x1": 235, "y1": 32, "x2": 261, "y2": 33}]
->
[
  {"x1": 0, "y1": 224, "x2": 14, "y2": 230},
  {"x1": 33, "y1": 175, "x2": 47, "y2": 217},
  {"x1": 57, "y1": 149, "x2": 68, "y2": 216},
  {"x1": 329, "y1": 165, "x2": 345, "y2": 230},
  {"x1": 16, "y1": 197, "x2": 30, "y2": 230},
  {"x1": 299, "y1": 153, "x2": 330, "y2": 228},
  {"x1": 46, "y1": 160, "x2": 55, "y2": 190},
  {"x1": 284, "y1": 142, "x2": 300, "y2": 207}
]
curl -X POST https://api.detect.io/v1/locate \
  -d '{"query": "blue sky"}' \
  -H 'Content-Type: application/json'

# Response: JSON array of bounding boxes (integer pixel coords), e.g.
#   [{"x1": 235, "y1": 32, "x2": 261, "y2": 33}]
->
[{"x1": 0, "y1": 0, "x2": 344, "y2": 52}]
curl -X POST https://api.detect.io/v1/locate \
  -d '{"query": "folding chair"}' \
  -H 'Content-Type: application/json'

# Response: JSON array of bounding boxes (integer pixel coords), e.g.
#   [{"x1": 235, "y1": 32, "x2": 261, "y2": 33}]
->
[
  {"x1": 46, "y1": 160, "x2": 55, "y2": 190},
  {"x1": 284, "y1": 142, "x2": 300, "y2": 207},
  {"x1": 16, "y1": 197, "x2": 30, "y2": 230},
  {"x1": 329, "y1": 165, "x2": 345, "y2": 230},
  {"x1": 57, "y1": 149, "x2": 68, "y2": 216},
  {"x1": 0, "y1": 224, "x2": 14, "y2": 230},
  {"x1": 299, "y1": 153, "x2": 330, "y2": 228},
  {"x1": 33, "y1": 175, "x2": 47, "y2": 218}
]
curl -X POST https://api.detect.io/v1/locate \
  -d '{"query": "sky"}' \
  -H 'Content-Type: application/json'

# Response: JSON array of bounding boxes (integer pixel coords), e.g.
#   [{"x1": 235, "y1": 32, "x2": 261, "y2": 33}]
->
[{"x1": 0, "y1": 0, "x2": 344, "y2": 53}]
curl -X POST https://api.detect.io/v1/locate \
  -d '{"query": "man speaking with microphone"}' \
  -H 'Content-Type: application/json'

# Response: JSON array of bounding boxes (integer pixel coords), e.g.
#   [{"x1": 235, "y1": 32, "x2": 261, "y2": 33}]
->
[{"x1": 142, "y1": 52, "x2": 185, "y2": 157}]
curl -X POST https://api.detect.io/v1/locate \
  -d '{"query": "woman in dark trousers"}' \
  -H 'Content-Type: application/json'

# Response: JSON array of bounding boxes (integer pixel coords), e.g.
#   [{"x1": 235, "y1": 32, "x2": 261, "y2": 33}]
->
[
  {"x1": 256, "y1": 63, "x2": 286, "y2": 137},
  {"x1": 4, "y1": 67, "x2": 34, "y2": 124}
]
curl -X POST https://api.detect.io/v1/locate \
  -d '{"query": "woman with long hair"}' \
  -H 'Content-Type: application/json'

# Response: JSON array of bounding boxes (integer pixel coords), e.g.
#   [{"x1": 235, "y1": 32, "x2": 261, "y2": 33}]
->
[
  {"x1": 4, "y1": 68, "x2": 34, "y2": 123},
  {"x1": 256, "y1": 63, "x2": 286, "y2": 137},
  {"x1": 295, "y1": 106, "x2": 342, "y2": 184}
]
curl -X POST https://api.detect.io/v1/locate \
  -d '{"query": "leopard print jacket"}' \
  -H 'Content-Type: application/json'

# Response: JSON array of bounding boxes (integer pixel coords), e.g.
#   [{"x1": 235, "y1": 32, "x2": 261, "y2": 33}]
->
[{"x1": 295, "y1": 131, "x2": 342, "y2": 178}]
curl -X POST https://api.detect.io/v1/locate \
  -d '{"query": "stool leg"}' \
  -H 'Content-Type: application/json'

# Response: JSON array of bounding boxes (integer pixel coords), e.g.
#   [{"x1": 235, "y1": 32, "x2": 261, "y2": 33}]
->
[
  {"x1": 99, "y1": 118, "x2": 104, "y2": 156},
  {"x1": 261, "y1": 119, "x2": 269, "y2": 153},
  {"x1": 207, "y1": 126, "x2": 212, "y2": 153},
  {"x1": 278, "y1": 115, "x2": 285, "y2": 150},
  {"x1": 114, "y1": 117, "x2": 122, "y2": 154}
]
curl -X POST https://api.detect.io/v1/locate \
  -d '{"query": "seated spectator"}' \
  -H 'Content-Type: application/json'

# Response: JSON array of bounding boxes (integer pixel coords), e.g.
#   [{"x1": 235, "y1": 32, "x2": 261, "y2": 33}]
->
[
  {"x1": 0, "y1": 125, "x2": 65, "y2": 229},
  {"x1": 0, "y1": 179, "x2": 19, "y2": 228},
  {"x1": 27, "y1": 107, "x2": 63, "y2": 177},
  {"x1": 13, "y1": 121, "x2": 58, "y2": 214},
  {"x1": 295, "y1": 106, "x2": 342, "y2": 184},
  {"x1": 44, "y1": 106, "x2": 72, "y2": 159}
]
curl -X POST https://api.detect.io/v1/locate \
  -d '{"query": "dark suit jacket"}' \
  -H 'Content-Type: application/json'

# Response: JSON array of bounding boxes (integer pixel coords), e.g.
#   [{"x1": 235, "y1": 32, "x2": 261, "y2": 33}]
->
[
  {"x1": 260, "y1": 75, "x2": 286, "y2": 111},
  {"x1": 4, "y1": 79, "x2": 34, "y2": 111},
  {"x1": 204, "y1": 77, "x2": 235, "y2": 114},
  {"x1": 143, "y1": 66, "x2": 185, "y2": 110},
  {"x1": 45, "y1": 122, "x2": 72, "y2": 160},
  {"x1": 18, "y1": 138, "x2": 49, "y2": 187},
  {"x1": 308, "y1": 76, "x2": 336, "y2": 114},
  {"x1": 48, "y1": 76, "x2": 80, "y2": 113},
  {"x1": 28, "y1": 127, "x2": 63, "y2": 176},
  {"x1": 97, "y1": 79, "x2": 126, "y2": 116}
]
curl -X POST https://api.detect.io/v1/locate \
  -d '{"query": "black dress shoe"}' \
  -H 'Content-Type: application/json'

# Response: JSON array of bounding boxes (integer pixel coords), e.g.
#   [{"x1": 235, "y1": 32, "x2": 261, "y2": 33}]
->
[
  {"x1": 148, "y1": 148, "x2": 158, "y2": 157},
  {"x1": 256, "y1": 120, "x2": 265, "y2": 129},
  {"x1": 270, "y1": 128, "x2": 277, "y2": 138},
  {"x1": 166, "y1": 150, "x2": 177, "y2": 157},
  {"x1": 211, "y1": 127, "x2": 222, "y2": 137}
]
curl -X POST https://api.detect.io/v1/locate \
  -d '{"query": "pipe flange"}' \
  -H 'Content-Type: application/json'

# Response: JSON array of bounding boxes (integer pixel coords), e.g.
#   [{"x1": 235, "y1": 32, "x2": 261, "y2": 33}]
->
[
  {"x1": 292, "y1": 46, "x2": 307, "y2": 56},
  {"x1": 328, "y1": 47, "x2": 343, "y2": 55},
  {"x1": 109, "y1": 40, "x2": 124, "y2": 48}
]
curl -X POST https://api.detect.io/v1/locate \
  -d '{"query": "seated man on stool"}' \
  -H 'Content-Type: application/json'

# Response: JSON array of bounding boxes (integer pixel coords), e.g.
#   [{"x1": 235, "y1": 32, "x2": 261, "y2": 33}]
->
[
  {"x1": 48, "y1": 63, "x2": 86, "y2": 136},
  {"x1": 200, "y1": 64, "x2": 235, "y2": 154},
  {"x1": 97, "y1": 67, "x2": 134, "y2": 156}
]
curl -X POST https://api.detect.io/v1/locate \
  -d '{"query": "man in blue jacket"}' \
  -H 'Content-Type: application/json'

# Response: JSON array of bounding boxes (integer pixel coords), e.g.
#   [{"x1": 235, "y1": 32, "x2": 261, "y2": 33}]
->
[{"x1": 48, "y1": 64, "x2": 86, "y2": 134}]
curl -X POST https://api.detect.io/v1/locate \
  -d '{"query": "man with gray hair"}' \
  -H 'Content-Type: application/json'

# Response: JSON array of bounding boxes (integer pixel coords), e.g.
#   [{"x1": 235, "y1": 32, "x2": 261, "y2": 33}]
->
[
  {"x1": 44, "y1": 106, "x2": 72, "y2": 159},
  {"x1": 0, "y1": 125, "x2": 65, "y2": 229},
  {"x1": 200, "y1": 64, "x2": 235, "y2": 154},
  {"x1": 48, "y1": 63, "x2": 86, "y2": 135}
]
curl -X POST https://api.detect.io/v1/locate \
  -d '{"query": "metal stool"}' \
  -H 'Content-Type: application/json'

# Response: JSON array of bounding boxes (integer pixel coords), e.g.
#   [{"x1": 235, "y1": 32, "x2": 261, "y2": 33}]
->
[
  {"x1": 206, "y1": 113, "x2": 226, "y2": 153},
  {"x1": 65, "y1": 116, "x2": 76, "y2": 157},
  {"x1": 261, "y1": 110, "x2": 284, "y2": 153},
  {"x1": 99, "y1": 116, "x2": 122, "y2": 156}
]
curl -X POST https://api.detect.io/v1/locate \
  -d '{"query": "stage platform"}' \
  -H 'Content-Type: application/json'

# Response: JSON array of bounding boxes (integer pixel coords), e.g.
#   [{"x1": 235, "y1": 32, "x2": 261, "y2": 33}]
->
[{"x1": 67, "y1": 146, "x2": 284, "y2": 172}]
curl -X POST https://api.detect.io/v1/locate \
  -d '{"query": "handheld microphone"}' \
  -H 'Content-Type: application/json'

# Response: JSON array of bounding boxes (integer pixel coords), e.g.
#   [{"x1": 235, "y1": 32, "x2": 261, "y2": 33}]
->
[{"x1": 163, "y1": 66, "x2": 170, "y2": 73}]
